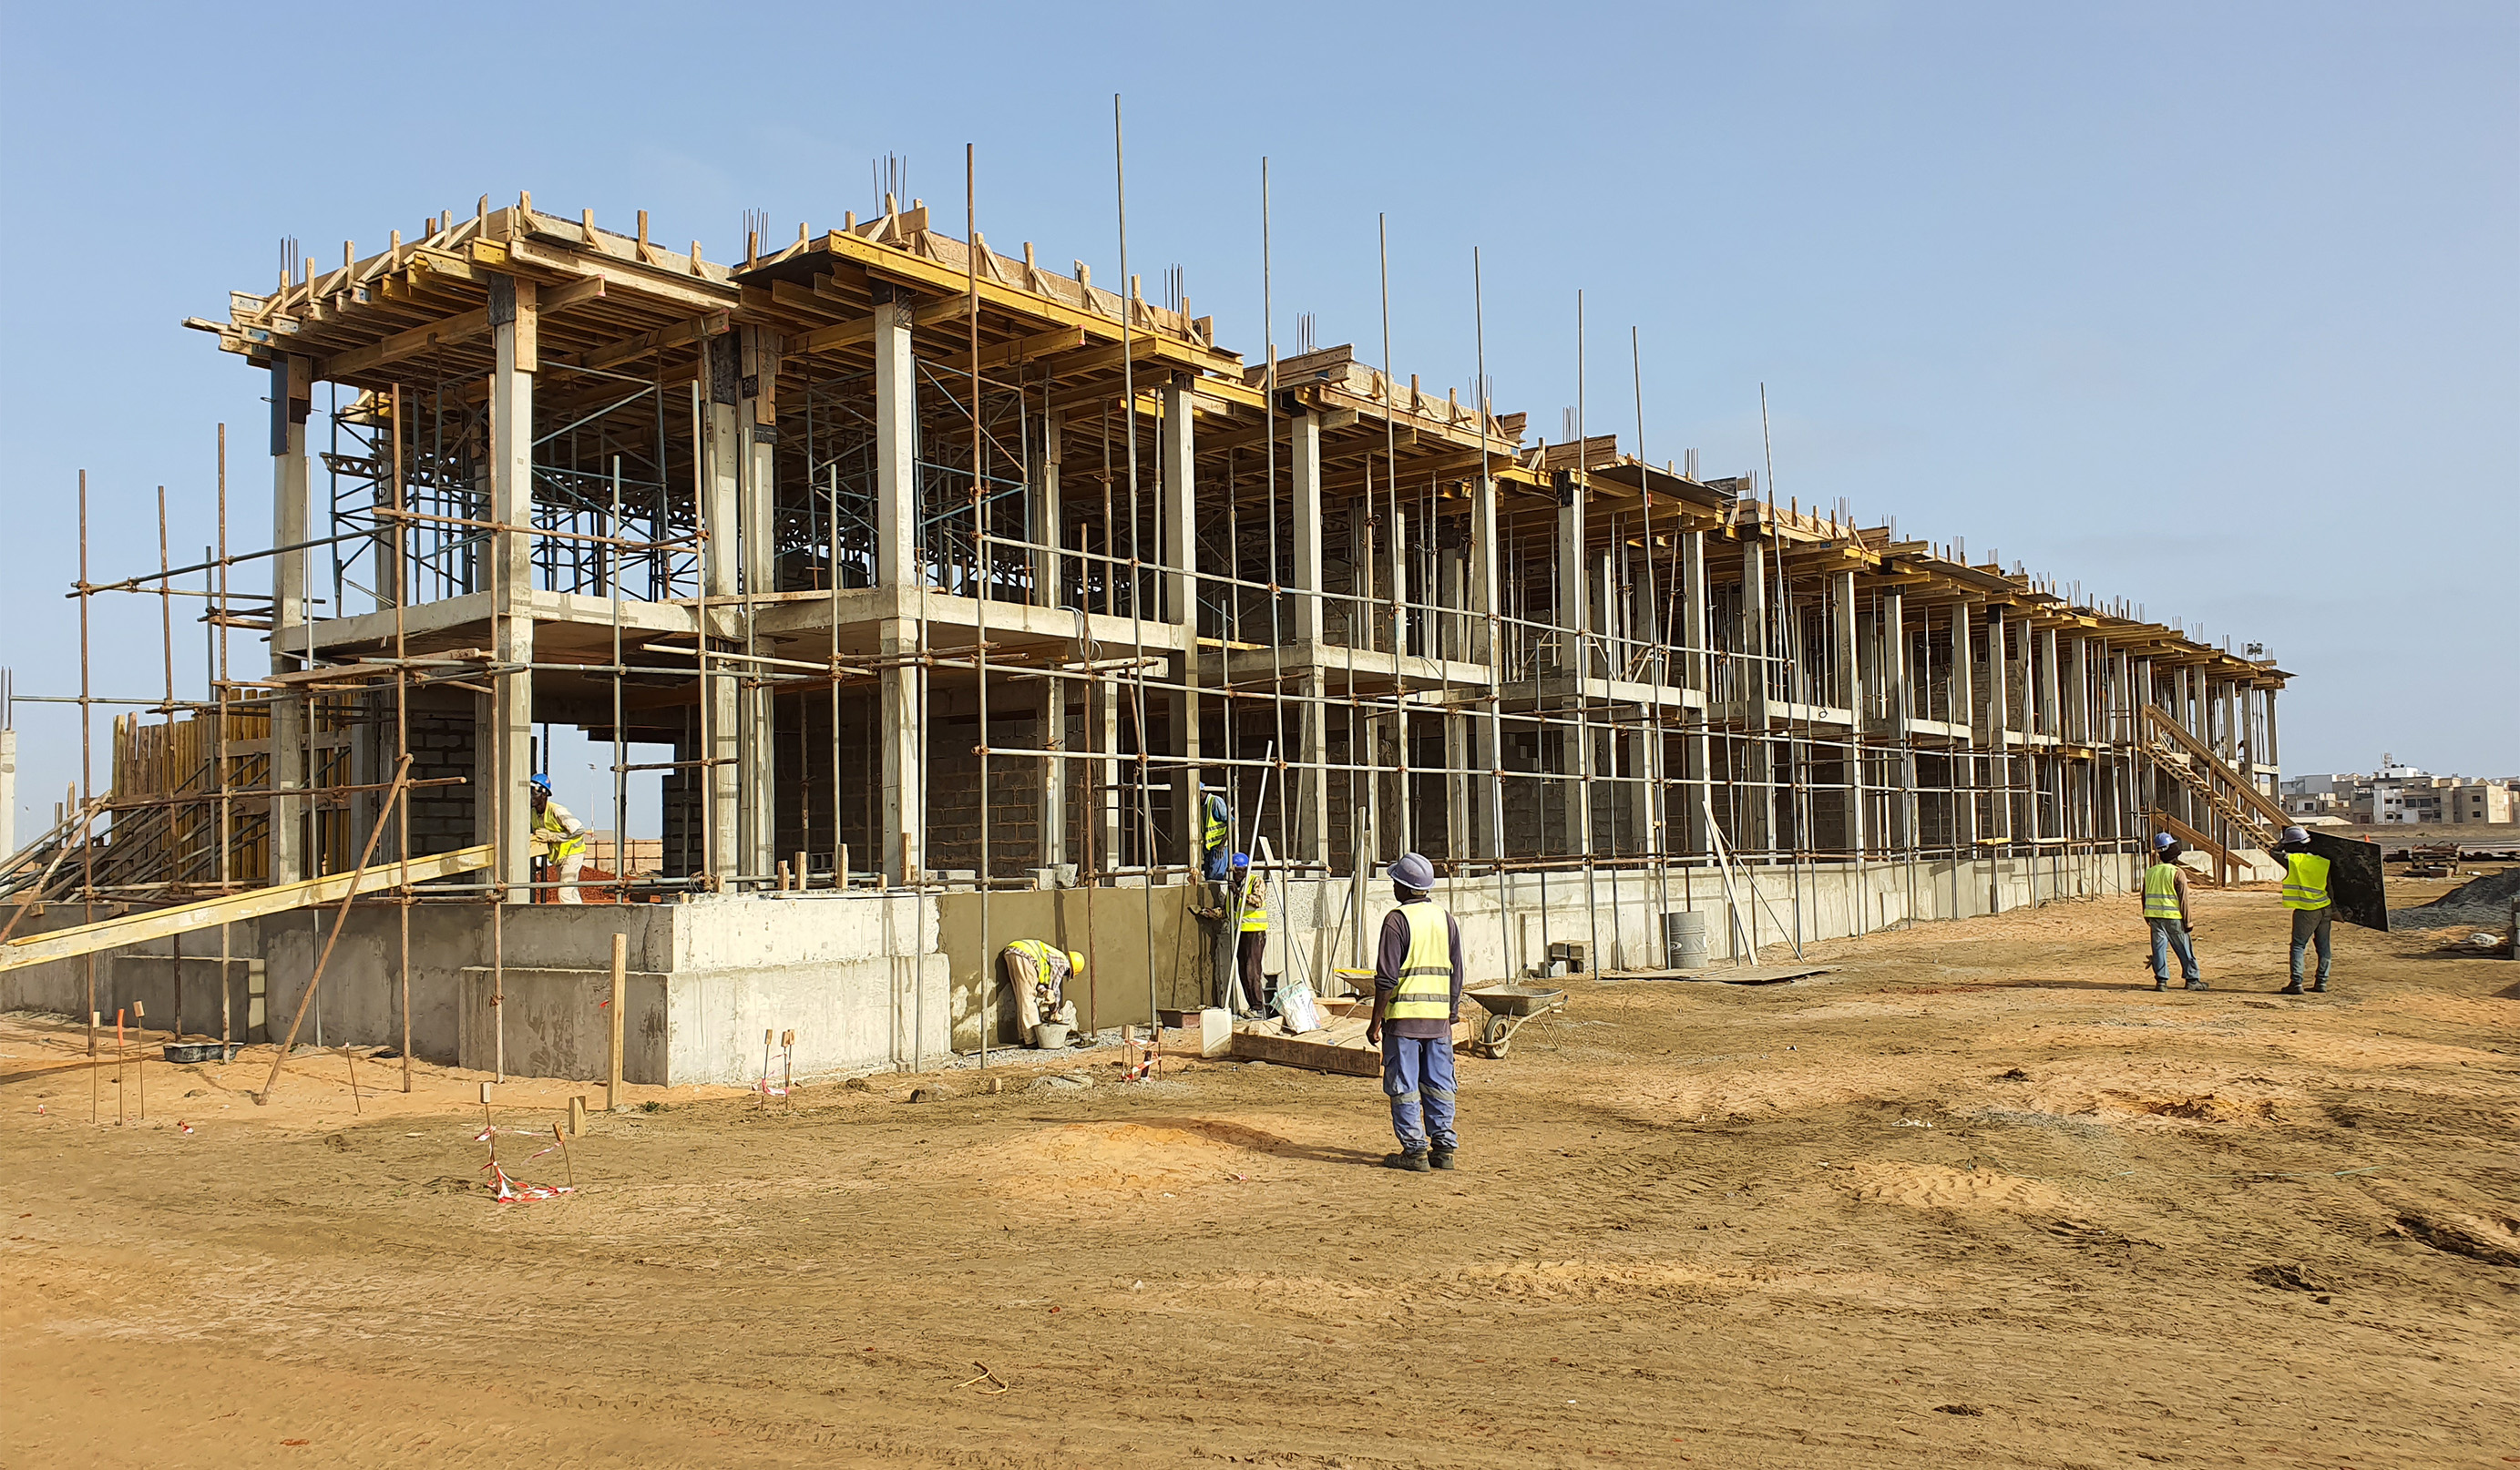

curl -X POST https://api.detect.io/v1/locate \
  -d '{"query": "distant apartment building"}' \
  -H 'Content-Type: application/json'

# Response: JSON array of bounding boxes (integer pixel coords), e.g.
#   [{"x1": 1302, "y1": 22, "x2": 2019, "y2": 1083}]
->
[{"x1": 2282, "y1": 760, "x2": 2516, "y2": 825}]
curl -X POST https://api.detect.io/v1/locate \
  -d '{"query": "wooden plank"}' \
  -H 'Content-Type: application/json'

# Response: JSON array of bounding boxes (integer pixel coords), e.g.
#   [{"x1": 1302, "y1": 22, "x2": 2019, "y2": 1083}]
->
[
  {"x1": 1227, "y1": 1014, "x2": 1477, "y2": 1074},
  {"x1": 0, "y1": 844, "x2": 493, "y2": 972}
]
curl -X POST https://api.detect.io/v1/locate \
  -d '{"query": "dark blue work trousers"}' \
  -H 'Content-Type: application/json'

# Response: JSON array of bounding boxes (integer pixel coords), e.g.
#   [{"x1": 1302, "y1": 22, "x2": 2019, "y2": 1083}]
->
[{"x1": 1381, "y1": 1034, "x2": 1458, "y2": 1153}]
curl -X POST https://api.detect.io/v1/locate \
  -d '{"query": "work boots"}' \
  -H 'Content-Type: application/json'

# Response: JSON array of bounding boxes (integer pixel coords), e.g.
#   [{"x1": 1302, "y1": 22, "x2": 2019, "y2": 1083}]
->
[
  {"x1": 2311, "y1": 980, "x2": 2328, "y2": 993},
  {"x1": 2279, "y1": 983, "x2": 2304, "y2": 995},
  {"x1": 1429, "y1": 1148, "x2": 1458, "y2": 1171},
  {"x1": 1383, "y1": 1149, "x2": 1431, "y2": 1172},
  {"x1": 2185, "y1": 979, "x2": 2209, "y2": 991},
  {"x1": 2154, "y1": 980, "x2": 2169, "y2": 992}
]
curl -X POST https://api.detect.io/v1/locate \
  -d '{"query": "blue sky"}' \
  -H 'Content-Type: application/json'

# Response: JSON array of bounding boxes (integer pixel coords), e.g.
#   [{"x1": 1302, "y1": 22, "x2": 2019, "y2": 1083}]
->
[{"x1": 2, "y1": 0, "x2": 2512, "y2": 836}]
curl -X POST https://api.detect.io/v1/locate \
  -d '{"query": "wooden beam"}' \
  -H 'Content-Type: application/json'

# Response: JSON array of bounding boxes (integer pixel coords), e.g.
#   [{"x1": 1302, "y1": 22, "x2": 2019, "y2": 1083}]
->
[
  {"x1": 567, "y1": 310, "x2": 732, "y2": 373},
  {"x1": 0, "y1": 844, "x2": 494, "y2": 973},
  {"x1": 316, "y1": 276, "x2": 607, "y2": 382},
  {"x1": 789, "y1": 294, "x2": 970, "y2": 356}
]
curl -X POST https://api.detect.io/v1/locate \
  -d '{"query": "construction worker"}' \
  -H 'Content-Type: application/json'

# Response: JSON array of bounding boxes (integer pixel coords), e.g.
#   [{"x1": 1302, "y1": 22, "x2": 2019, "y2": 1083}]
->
[
  {"x1": 1232, "y1": 852, "x2": 1270, "y2": 1015},
  {"x1": 2274, "y1": 825, "x2": 2333, "y2": 995},
  {"x1": 2142, "y1": 832, "x2": 2203, "y2": 991},
  {"x1": 528, "y1": 773, "x2": 589, "y2": 904},
  {"x1": 1365, "y1": 852, "x2": 1464, "y2": 1173},
  {"x1": 1198, "y1": 787, "x2": 1234, "y2": 883},
  {"x1": 1000, "y1": 939, "x2": 1084, "y2": 1045}
]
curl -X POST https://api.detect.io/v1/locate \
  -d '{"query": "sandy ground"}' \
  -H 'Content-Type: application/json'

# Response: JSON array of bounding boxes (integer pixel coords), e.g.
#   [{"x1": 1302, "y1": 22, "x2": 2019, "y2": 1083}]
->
[{"x1": 5, "y1": 874, "x2": 2516, "y2": 1469}]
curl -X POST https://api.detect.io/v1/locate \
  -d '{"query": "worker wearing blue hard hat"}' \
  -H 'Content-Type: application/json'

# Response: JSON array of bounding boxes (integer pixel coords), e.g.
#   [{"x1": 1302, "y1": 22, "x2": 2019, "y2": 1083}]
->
[
  {"x1": 2140, "y1": 832, "x2": 2202, "y2": 991},
  {"x1": 529, "y1": 772, "x2": 590, "y2": 904}
]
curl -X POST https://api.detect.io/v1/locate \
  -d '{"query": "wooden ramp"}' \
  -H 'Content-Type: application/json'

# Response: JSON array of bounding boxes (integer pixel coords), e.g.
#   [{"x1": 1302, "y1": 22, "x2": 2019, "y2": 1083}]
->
[{"x1": 0, "y1": 844, "x2": 492, "y2": 973}]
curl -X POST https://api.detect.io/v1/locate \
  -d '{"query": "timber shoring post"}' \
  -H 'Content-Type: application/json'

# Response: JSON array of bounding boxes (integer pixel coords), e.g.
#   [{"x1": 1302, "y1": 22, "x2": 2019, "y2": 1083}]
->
[{"x1": 253, "y1": 752, "x2": 414, "y2": 1104}]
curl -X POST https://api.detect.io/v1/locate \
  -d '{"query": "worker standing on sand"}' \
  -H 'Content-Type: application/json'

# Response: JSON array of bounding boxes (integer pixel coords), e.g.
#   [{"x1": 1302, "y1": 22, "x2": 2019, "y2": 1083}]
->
[
  {"x1": 1231, "y1": 852, "x2": 1271, "y2": 1015},
  {"x1": 2274, "y1": 825, "x2": 2334, "y2": 995},
  {"x1": 2143, "y1": 832, "x2": 2204, "y2": 991},
  {"x1": 1366, "y1": 852, "x2": 1464, "y2": 1173},
  {"x1": 999, "y1": 940, "x2": 1083, "y2": 1045},
  {"x1": 529, "y1": 773, "x2": 589, "y2": 904}
]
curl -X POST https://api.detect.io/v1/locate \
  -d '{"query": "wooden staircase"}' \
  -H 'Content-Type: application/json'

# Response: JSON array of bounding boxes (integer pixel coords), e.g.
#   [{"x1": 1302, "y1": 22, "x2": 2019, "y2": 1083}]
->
[{"x1": 2142, "y1": 706, "x2": 2291, "y2": 883}]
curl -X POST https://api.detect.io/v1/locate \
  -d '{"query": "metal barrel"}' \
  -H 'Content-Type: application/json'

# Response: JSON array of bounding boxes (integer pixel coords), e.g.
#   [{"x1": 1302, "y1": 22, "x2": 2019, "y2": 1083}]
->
[{"x1": 1663, "y1": 910, "x2": 1708, "y2": 970}]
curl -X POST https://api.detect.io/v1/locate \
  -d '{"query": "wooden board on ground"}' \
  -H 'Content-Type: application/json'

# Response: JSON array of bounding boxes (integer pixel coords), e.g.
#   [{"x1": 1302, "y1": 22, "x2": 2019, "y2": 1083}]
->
[
  {"x1": 1600, "y1": 965, "x2": 1832, "y2": 985},
  {"x1": 1227, "y1": 1014, "x2": 1479, "y2": 1076},
  {"x1": 2305, "y1": 832, "x2": 2389, "y2": 933}
]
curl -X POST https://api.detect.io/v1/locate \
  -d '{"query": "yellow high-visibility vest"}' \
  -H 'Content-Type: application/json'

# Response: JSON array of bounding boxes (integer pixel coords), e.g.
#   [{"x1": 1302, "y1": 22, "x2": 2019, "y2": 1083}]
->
[
  {"x1": 1202, "y1": 795, "x2": 1230, "y2": 855},
  {"x1": 1386, "y1": 902, "x2": 1454, "y2": 1021},
  {"x1": 2142, "y1": 863, "x2": 2183, "y2": 921},
  {"x1": 2280, "y1": 852, "x2": 2332, "y2": 911},
  {"x1": 1238, "y1": 873, "x2": 1269, "y2": 933},
  {"x1": 534, "y1": 802, "x2": 586, "y2": 861}
]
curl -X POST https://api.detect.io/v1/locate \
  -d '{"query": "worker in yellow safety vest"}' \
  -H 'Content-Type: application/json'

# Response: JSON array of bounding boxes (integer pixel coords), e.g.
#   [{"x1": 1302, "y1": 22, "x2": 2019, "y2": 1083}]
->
[
  {"x1": 2274, "y1": 826, "x2": 2333, "y2": 995},
  {"x1": 529, "y1": 773, "x2": 589, "y2": 904},
  {"x1": 1229, "y1": 852, "x2": 1269, "y2": 1015},
  {"x1": 999, "y1": 939, "x2": 1084, "y2": 1045},
  {"x1": 2141, "y1": 832, "x2": 2202, "y2": 991},
  {"x1": 1365, "y1": 852, "x2": 1463, "y2": 1172}
]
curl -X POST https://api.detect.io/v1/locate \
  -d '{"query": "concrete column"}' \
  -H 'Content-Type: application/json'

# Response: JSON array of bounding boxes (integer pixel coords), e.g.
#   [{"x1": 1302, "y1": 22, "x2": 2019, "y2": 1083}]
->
[
  {"x1": 1290, "y1": 412, "x2": 1324, "y2": 642},
  {"x1": 1298, "y1": 671, "x2": 1330, "y2": 869},
  {"x1": 2263, "y1": 685, "x2": 2280, "y2": 774},
  {"x1": 268, "y1": 353, "x2": 312, "y2": 884},
  {"x1": 1834, "y1": 570, "x2": 1865, "y2": 857},
  {"x1": 1951, "y1": 602, "x2": 1979, "y2": 850},
  {"x1": 1031, "y1": 413, "x2": 1061, "y2": 607},
  {"x1": 1388, "y1": 505, "x2": 1409, "y2": 658},
  {"x1": 1883, "y1": 588, "x2": 1913, "y2": 849},
  {"x1": 1468, "y1": 467, "x2": 1498, "y2": 666},
  {"x1": 1986, "y1": 608, "x2": 2012, "y2": 841},
  {"x1": 2069, "y1": 638, "x2": 2092, "y2": 744},
  {"x1": 1553, "y1": 475, "x2": 1586, "y2": 674},
  {"x1": 1437, "y1": 546, "x2": 1465, "y2": 663},
  {"x1": 1738, "y1": 536, "x2": 1772, "y2": 851},
  {"x1": 485, "y1": 279, "x2": 537, "y2": 901},
  {"x1": 873, "y1": 293, "x2": 922, "y2": 883},
  {"x1": 734, "y1": 326, "x2": 779, "y2": 881},
  {"x1": 873, "y1": 291, "x2": 920, "y2": 591},
  {"x1": 1040, "y1": 684, "x2": 1067, "y2": 870},
  {"x1": 1593, "y1": 551, "x2": 1616, "y2": 678},
  {"x1": 1092, "y1": 675, "x2": 1122, "y2": 870},
  {"x1": 1158, "y1": 376, "x2": 1196, "y2": 628},
  {"x1": 1444, "y1": 709, "x2": 1470, "y2": 861},
  {"x1": 700, "y1": 331, "x2": 743, "y2": 881},
  {"x1": 1157, "y1": 378, "x2": 1202, "y2": 867},
  {"x1": 2040, "y1": 628, "x2": 2063, "y2": 740},
  {"x1": 1681, "y1": 529, "x2": 1711, "y2": 854}
]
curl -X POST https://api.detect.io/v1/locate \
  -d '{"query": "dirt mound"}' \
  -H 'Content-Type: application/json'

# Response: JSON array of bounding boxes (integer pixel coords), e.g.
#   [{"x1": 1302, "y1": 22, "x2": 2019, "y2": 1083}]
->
[
  {"x1": 953, "y1": 1118, "x2": 1294, "y2": 1198},
  {"x1": 2393, "y1": 865, "x2": 2520, "y2": 929},
  {"x1": 1844, "y1": 1160, "x2": 2065, "y2": 1212}
]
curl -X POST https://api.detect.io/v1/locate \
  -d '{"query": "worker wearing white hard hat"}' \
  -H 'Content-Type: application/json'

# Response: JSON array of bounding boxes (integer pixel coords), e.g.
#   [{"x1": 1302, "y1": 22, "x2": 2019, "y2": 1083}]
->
[{"x1": 1367, "y1": 852, "x2": 1464, "y2": 1172}]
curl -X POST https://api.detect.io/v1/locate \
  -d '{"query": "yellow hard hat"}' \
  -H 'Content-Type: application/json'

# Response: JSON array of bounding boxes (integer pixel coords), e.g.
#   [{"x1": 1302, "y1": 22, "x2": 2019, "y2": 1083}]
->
[{"x1": 1066, "y1": 950, "x2": 1086, "y2": 973}]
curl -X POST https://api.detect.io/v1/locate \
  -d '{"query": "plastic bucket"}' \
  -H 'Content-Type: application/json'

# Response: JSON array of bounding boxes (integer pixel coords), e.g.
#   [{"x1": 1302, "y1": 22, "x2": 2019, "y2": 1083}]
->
[{"x1": 1031, "y1": 1023, "x2": 1071, "y2": 1049}]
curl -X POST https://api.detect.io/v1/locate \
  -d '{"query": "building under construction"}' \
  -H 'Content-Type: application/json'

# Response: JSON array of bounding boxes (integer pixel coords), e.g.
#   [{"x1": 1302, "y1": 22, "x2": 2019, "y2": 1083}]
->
[{"x1": 0, "y1": 189, "x2": 2300, "y2": 1085}]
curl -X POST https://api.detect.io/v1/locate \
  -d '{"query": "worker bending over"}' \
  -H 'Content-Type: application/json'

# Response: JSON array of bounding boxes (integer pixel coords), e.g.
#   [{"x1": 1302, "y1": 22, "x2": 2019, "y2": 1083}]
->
[
  {"x1": 1000, "y1": 939, "x2": 1083, "y2": 1045},
  {"x1": 2274, "y1": 826, "x2": 2334, "y2": 995},
  {"x1": 2141, "y1": 832, "x2": 2204, "y2": 991},
  {"x1": 1366, "y1": 852, "x2": 1464, "y2": 1173},
  {"x1": 529, "y1": 773, "x2": 589, "y2": 904}
]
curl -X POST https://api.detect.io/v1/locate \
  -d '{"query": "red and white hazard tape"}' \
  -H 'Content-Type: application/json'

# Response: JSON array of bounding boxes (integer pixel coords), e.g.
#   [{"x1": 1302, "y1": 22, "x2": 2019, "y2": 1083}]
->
[{"x1": 482, "y1": 1159, "x2": 574, "y2": 1204}]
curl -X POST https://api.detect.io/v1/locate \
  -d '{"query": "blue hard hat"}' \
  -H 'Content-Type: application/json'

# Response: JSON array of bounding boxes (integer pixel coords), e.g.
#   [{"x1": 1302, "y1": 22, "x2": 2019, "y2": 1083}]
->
[
  {"x1": 530, "y1": 772, "x2": 552, "y2": 794},
  {"x1": 1231, "y1": 852, "x2": 1250, "y2": 870},
  {"x1": 2153, "y1": 832, "x2": 2175, "y2": 852},
  {"x1": 1388, "y1": 852, "x2": 1436, "y2": 892}
]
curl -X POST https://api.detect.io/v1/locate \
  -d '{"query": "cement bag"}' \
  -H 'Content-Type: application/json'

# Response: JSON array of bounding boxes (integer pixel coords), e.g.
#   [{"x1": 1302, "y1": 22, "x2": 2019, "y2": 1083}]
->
[{"x1": 1275, "y1": 979, "x2": 1324, "y2": 1035}]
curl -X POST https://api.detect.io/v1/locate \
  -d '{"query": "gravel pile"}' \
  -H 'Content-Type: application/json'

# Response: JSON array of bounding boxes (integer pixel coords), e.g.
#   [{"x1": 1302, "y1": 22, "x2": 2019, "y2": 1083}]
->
[{"x1": 2392, "y1": 866, "x2": 2520, "y2": 931}]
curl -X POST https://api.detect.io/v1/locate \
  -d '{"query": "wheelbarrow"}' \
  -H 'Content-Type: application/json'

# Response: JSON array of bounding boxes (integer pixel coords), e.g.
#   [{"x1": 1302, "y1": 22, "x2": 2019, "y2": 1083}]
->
[{"x1": 1465, "y1": 985, "x2": 1566, "y2": 1058}]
